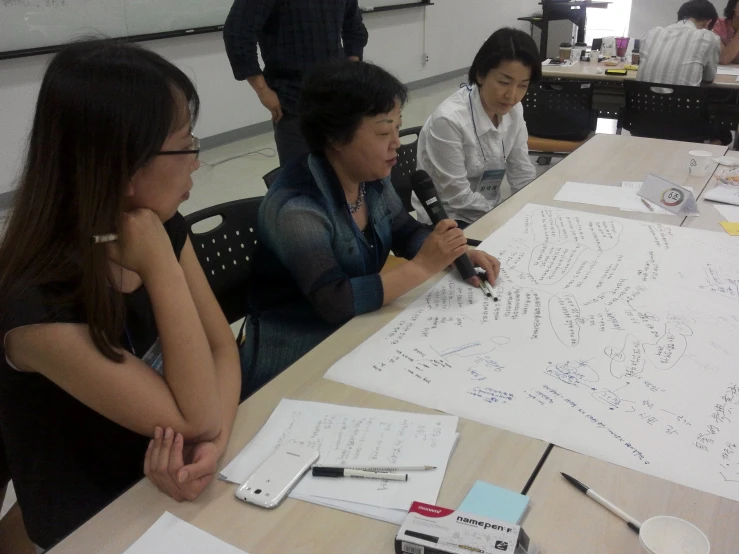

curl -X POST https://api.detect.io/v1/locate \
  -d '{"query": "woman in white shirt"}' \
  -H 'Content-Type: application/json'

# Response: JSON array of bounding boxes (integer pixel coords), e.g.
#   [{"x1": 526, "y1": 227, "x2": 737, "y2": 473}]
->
[{"x1": 413, "y1": 28, "x2": 542, "y2": 227}]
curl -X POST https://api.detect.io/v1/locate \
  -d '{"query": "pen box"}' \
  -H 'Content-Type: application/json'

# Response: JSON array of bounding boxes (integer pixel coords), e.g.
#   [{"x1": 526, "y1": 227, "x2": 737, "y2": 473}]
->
[{"x1": 395, "y1": 501, "x2": 531, "y2": 554}]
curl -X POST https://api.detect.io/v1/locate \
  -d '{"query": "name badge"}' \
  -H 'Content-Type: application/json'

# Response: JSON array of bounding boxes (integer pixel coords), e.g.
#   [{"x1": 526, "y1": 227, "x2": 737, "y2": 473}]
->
[{"x1": 477, "y1": 167, "x2": 506, "y2": 200}]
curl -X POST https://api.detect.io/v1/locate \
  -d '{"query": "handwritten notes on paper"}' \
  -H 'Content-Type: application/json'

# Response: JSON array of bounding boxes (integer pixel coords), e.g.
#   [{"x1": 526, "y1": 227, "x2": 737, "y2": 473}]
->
[
  {"x1": 325, "y1": 204, "x2": 739, "y2": 502},
  {"x1": 221, "y1": 400, "x2": 458, "y2": 511}
]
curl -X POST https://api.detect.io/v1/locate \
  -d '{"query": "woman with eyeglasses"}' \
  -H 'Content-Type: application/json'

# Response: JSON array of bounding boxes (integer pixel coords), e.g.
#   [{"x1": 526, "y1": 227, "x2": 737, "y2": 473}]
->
[{"x1": 0, "y1": 40, "x2": 240, "y2": 550}]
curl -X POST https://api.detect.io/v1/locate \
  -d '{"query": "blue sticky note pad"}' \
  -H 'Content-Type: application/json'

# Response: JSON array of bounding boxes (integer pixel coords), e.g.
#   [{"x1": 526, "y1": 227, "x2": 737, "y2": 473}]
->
[{"x1": 459, "y1": 481, "x2": 530, "y2": 524}]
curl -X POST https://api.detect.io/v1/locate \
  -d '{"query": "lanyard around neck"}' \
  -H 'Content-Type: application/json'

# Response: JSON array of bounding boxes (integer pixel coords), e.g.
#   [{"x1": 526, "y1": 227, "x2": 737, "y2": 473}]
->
[{"x1": 467, "y1": 86, "x2": 506, "y2": 164}]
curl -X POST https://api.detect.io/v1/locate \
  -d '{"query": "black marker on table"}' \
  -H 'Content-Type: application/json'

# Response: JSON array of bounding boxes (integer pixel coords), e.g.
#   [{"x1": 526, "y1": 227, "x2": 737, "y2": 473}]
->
[
  {"x1": 312, "y1": 467, "x2": 408, "y2": 481},
  {"x1": 561, "y1": 473, "x2": 641, "y2": 534}
]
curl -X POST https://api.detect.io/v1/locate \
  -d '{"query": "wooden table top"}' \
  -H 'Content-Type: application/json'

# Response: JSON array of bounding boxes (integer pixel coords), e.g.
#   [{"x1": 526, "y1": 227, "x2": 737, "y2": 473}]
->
[
  {"x1": 543, "y1": 60, "x2": 739, "y2": 89},
  {"x1": 522, "y1": 447, "x2": 739, "y2": 553},
  {"x1": 50, "y1": 258, "x2": 547, "y2": 554}
]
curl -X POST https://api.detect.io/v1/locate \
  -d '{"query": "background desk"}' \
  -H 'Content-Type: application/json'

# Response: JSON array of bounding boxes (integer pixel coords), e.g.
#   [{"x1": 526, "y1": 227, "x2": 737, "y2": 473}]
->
[
  {"x1": 543, "y1": 61, "x2": 739, "y2": 89},
  {"x1": 51, "y1": 135, "x2": 735, "y2": 553},
  {"x1": 542, "y1": 59, "x2": 637, "y2": 83},
  {"x1": 520, "y1": 1, "x2": 611, "y2": 61},
  {"x1": 542, "y1": 62, "x2": 739, "y2": 123}
]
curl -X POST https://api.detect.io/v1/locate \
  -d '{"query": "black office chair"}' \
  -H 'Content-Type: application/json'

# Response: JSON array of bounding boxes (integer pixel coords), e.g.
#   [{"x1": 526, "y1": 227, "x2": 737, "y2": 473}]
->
[
  {"x1": 390, "y1": 126, "x2": 422, "y2": 213},
  {"x1": 184, "y1": 197, "x2": 263, "y2": 324},
  {"x1": 262, "y1": 167, "x2": 281, "y2": 189},
  {"x1": 620, "y1": 81, "x2": 712, "y2": 143},
  {"x1": 521, "y1": 79, "x2": 596, "y2": 164}
]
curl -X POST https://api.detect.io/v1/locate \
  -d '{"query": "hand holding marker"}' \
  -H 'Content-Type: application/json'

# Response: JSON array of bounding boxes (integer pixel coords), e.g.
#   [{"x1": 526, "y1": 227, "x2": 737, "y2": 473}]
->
[{"x1": 476, "y1": 268, "x2": 498, "y2": 301}]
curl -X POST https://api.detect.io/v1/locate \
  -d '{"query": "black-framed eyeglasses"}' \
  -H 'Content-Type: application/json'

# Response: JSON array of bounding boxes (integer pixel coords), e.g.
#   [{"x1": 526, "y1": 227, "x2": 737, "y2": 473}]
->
[{"x1": 158, "y1": 136, "x2": 200, "y2": 161}]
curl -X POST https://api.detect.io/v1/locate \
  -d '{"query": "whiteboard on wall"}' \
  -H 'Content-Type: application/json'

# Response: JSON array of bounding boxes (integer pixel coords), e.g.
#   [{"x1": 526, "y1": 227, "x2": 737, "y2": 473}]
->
[{"x1": 0, "y1": 0, "x2": 233, "y2": 59}]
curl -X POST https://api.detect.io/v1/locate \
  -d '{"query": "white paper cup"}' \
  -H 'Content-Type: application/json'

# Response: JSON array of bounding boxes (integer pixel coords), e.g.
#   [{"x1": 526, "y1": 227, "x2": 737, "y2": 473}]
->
[
  {"x1": 639, "y1": 516, "x2": 710, "y2": 554},
  {"x1": 688, "y1": 150, "x2": 713, "y2": 177}
]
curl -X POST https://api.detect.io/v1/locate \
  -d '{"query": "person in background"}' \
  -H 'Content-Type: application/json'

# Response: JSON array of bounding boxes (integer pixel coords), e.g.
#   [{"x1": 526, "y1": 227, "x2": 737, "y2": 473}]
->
[
  {"x1": 713, "y1": 0, "x2": 739, "y2": 64},
  {"x1": 0, "y1": 40, "x2": 241, "y2": 550},
  {"x1": 223, "y1": 0, "x2": 369, "y2": 166},
  {"x1": 411, "y1": 28, "x2": 540, "y2": 229},
  {"x1": 239, "y1": 60, "x2": 501, "y2": 397},
  {"x1": 637, "y1": 0, "x2": 720, "y2": 87}
]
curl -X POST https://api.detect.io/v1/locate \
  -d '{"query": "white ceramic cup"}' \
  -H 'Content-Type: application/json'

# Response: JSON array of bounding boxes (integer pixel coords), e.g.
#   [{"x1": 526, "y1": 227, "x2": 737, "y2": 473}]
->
[
  {"x1": 688, "y1": 150, "x2": 713, "y2": 177},
  {"x1": 639, "y1": 516, "x2": 710, "y2": 554}
]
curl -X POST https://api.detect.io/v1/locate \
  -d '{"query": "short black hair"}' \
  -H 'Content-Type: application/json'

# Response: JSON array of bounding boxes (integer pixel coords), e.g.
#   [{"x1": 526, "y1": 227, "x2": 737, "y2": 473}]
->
[
  {"x1": 677, "y1": 0, "x2": 719, "y2": 27},
  {"x1": 299, "y1": 60, "x2": 408, "y2": 155},
  {"x1": 468, "y1": 28, "x2": 542, "y2": 87},
  {"x1": 725, "y1": 0, "x2": 739, "y2": 19}
]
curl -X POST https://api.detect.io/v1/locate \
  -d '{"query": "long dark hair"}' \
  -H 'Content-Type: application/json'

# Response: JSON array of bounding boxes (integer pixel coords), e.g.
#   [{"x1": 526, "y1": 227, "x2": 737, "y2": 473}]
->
[
  {"x1": 725, "y1": 0, "x2": 739, "y2": 19},
  {"x1": 0, "y1": 39, "x2": 199, "y2": 362},
  {"x1": 468, "y1": 28, "x2": 542, "y2": 87}
]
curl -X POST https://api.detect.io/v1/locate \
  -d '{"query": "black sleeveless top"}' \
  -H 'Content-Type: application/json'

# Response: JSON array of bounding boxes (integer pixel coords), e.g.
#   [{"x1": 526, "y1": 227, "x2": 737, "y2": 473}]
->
[{"x1": 0, "y1": 213, "x2": 188, "y2": 549}]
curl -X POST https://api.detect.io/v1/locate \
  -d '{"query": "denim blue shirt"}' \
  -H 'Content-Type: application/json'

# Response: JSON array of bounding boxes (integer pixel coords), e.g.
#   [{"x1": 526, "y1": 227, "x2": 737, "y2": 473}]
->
[
  {"x1": 252, "y1": 154, "x2": 431, "y2": 323},
  {"x1": 240, "y1": 154, "x2": 431, "y2": 396}
]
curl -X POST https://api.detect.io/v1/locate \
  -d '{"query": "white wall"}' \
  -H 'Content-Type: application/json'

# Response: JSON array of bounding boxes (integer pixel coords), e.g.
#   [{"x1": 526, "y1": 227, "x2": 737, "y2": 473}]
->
[
  {"x1": 0, "y1": 0, "x2": 539, "y2": 196},
  {"x1": 629, "y1": 0, "x2": 722, "y2": 39}
]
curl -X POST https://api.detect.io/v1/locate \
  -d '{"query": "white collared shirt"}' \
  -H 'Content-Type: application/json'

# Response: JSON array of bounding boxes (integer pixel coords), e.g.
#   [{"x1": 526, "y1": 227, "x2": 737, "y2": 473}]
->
[
  {"x1": 411, "y1": 84, "x2": 536, "y2": 225},
  {"x1": 638, "y1": 20, "x2": 720, "y2": 87}
]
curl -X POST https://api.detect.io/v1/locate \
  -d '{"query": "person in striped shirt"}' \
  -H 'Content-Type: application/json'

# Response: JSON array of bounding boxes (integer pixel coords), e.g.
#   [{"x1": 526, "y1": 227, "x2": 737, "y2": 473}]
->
[{"x1": 637, "y1": 0, "x2": 720, "y2": 87}]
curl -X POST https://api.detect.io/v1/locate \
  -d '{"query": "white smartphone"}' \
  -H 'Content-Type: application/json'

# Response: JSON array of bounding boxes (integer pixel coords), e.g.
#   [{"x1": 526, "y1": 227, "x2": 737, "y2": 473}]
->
[{"x1": 235, "y1": 442, "x2": 319, "y2": 509}]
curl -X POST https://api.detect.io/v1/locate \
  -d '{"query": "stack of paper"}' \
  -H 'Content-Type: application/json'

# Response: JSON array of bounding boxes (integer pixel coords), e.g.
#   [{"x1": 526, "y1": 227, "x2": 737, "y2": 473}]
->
[
  {"x1": 714, "y1": 203, "x2": 739, "y2": 221},
  {"x1": 705, "y1": 183, "x2": 739, "y2": 207},
  {"x1": 717, "y1": 65, "x2": 739, "y2": 76},
  {"x1": 221, "y1": 400, "x2": 459, "y2": 524},
  {"x1": 554, "y1": 181, "x2": 629, "y2": 208},
  {"x1": 124, "y1": 512, "x2": 248, "y2": 554}
]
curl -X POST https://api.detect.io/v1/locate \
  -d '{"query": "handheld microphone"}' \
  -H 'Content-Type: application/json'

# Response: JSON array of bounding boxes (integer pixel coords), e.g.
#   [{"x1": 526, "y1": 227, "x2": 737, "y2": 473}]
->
[{"x1": 410, "y1": 170, "x2": 476, "y2": 281}]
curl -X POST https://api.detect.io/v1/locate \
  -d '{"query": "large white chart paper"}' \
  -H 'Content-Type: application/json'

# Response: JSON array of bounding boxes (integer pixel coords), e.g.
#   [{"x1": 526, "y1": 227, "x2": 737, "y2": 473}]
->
[{"x1": 326, "y1": 204, "x2": 739, "y2": 502}]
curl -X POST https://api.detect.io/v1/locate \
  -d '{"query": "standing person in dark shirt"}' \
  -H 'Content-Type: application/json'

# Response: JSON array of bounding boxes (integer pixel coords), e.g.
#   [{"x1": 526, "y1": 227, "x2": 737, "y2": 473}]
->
[
  {"x1": 223, "y1": 0, "x2": 369, "y2": 165},
  {"x1": 0, "y1": 40, "x2": 241, "y2": 550}
]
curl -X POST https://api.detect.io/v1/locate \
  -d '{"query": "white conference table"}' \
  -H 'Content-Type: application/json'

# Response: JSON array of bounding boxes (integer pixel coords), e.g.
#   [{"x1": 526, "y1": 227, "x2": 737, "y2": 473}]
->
[
  {"x1": 542, "y1": 59, "x2": 637, "y2": 82},
  {"x1": 465, "y1": 134, "x2": 739, "y2": 553},
  {"x1": 51, "y1": 134, "x2": 736, "y2": 553}
]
